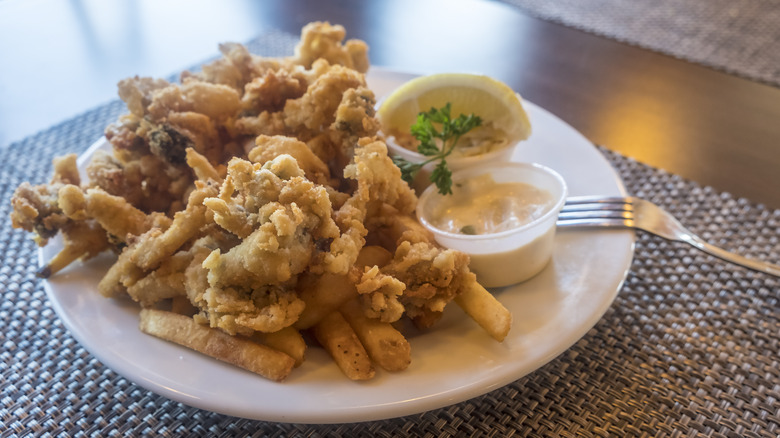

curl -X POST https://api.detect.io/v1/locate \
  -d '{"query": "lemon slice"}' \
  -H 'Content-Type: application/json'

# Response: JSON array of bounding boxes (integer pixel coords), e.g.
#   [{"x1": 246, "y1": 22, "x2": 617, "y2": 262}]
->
[{"x1": 377, "y1": 73, "x2": 532, "y2": 149}]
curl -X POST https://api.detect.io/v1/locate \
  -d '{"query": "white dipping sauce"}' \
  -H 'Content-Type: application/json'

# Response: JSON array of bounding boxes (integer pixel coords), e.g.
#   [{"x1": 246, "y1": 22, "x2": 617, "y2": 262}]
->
[
  {"x1": 417, "y1": 162, "x2": 567, "y2": 288},
  {"x1": 428, "y1": 174, "x2": 554, "y2": 235}
]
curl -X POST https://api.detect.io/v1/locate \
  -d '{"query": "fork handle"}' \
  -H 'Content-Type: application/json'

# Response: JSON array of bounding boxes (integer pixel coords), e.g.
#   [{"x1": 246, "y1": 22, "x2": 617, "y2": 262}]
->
[{"x1": 681, "y1": 233, "x2": 780, "y2": 277}]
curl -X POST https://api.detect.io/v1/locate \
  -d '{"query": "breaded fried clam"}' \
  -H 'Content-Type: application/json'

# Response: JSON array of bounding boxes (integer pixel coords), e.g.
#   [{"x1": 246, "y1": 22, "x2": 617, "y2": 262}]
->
[
  {"x1": 294, "y1": 21, "x2": 369, "y2": 73},
  {"x1": 9, "y1": 22, "x2": 514, "y2": 384},
  {"x1": 198, "y1": 154, "x2": 340, "y2": 334}
]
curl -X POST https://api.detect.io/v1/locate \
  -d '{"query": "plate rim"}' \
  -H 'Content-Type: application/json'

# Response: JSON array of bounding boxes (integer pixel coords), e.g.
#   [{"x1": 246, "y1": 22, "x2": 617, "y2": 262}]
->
[{"x1": 40, "y1": 67, "x2": 636, "y2": 424}]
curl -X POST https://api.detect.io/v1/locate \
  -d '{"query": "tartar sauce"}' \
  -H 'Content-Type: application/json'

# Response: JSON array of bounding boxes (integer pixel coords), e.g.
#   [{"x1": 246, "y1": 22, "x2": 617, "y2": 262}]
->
[{"x1": 428, "y1": 173, "x2": 554, "y2": 235}]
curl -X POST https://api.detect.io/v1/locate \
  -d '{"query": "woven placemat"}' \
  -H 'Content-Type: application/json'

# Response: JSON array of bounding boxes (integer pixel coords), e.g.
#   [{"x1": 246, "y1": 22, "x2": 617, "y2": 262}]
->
[
  {"x1": 2, "y1": 30, "x2": 779, "y2": 438},
  {"x1": 499, "y1": 0, "x2": 780, "y2": 88}
]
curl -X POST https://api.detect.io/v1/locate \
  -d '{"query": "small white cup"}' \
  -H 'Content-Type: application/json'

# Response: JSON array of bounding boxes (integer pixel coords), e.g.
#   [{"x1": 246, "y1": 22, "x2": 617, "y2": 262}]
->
[{"x1": 416, "y1": 162, "x2": 568, "y2": 288}]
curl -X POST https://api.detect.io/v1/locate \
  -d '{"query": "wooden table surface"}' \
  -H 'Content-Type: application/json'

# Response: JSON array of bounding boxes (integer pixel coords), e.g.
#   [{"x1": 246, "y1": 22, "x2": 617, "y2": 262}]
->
[{"x1": 2, "y1": 0, "x2": 778, "y2": 207}]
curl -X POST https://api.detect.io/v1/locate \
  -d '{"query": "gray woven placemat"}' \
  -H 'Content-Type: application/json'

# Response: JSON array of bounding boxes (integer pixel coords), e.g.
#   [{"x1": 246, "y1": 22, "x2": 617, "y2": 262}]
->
[
  {"x1": 499, "y1": 0, "x2": 780, "y2": 88},
  {"x1": 2, "y1": 30, "x2": 779, "y2": 438}
]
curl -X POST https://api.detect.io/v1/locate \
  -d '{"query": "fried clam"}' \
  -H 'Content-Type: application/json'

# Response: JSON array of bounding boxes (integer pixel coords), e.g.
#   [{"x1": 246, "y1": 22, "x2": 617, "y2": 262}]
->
[
  {"x1": 10, "y1": 155, "x2": 134, "y2": 278},
  {"x1": 12, "y1": 21, "x2": 375, "y2": 277},
  {"x1": 11, "y1": 154, "x2": 82, "y2": 247},
  {"x1": 293, "y1": 21, "x2": 369, "y2": 74},
  {"x1": 197, "y1": 154, "x2": 340, "y2": 335},
  {"x1": 97, "y1": 180, "x2": 219, "y2": 298},
  {"x1": 311, "y1": 138, "x2": 418, "y2": 277},
  {"x1": 9, "y1": 21, "x2": 515, "y2": 384}
]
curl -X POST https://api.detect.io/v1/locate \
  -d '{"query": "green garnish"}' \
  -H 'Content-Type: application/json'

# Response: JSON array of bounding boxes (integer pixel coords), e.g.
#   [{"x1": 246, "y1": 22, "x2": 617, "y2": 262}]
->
[{"x1": 392, "y1": 103, "x2": 482, "y2": 195}]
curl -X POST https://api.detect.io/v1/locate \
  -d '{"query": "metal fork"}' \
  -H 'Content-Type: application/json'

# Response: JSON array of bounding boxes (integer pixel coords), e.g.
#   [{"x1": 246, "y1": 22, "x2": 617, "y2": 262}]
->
[{"x1": 557, "y1": 196, "x2": 780, "y2": 278}]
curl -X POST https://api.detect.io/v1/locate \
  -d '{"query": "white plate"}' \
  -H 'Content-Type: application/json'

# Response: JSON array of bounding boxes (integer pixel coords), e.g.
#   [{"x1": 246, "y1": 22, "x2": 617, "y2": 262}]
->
[{"x1": 41, "y1": 68, "x2": 634, "y2": 424}]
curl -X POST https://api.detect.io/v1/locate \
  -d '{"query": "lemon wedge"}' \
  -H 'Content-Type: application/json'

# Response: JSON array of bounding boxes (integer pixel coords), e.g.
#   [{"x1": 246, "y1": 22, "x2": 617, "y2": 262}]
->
[{"x1": 377, "y1": 73, "x2": 532, "y2": 151}]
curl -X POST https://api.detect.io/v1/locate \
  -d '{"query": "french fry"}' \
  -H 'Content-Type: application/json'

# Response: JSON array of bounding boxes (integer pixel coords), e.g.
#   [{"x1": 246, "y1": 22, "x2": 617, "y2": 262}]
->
[
  {"x1": 294, "y1": 272, "x2": 357, "y2": 329},
  {"x1": 454, "y1": 276, "x2": 512, "y2": 342},
  {"x1": 139, "y1": 309, "x2": 295, "y2": 382},
  {"x1": 294, "y1": 245, "x2": 394, "y2": 330},
  {"x1": 340, "y1": 299, "x2": 411, "y2": 372},
  {"x1": 254, "y1": 326, "x2": 307, "y2": 367},
  {"x1": 312, "y1": 311, "x2": 375, "y2": 380}
]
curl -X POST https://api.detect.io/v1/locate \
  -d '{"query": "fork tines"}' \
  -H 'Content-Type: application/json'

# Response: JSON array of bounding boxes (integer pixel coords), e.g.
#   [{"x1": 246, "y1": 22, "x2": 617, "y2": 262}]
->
[
  {"x1": 557, "y1": 196, "x2": 635, "y2": 228},
  {"x1": 558, "y1": 196, "x2": 780, "y2": 277}
]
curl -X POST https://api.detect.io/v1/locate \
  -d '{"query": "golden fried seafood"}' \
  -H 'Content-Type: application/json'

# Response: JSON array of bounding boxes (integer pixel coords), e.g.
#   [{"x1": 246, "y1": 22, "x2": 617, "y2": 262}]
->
[
  {"x1": 247, "y1": 135, "x2": 331, "y2": 185},
  {"x1": 293, "y1": 22, "x2": 369, "y2": 73},
  {"x1": 10, "y1": 154, "x2": 80, "y2": 244},
  {"x1": 9, "y1": 22, "x2": 512, "y2": 382},
  {"x1": 197, "y1": 155, "x2": 340, "y2": 335}
]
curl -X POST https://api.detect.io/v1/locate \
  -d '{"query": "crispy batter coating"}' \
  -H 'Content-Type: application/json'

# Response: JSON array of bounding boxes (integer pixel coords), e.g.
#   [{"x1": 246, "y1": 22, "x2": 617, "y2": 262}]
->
[
  {"x1": 294, "y1": 22, "x2": 369, "y2": 73},
  {"x1": 283, "y1": 64, "x2": 366, "y2": 135},
  {"x1": 95, "y1": 182, "x2": 217, "y2": 299},
  {"x1": 12, "y1": 21, "x2": 375, "y2": 251},
  {"x1": 232, "y1": 110, "x2": 288, "y2": 138},
  {"x1": 248, "y1": 135, "x2": 331, "y2": 185},
  {"x1": 129, "y1": 181, "x2": 217, "y2": 271},
  {"x1": 85, "y1": 146, "x2": 191, "y2": 215},
  {"x1": 38, "y1": 219, "x2": 110, "y2": 278},
  {"x1": 98, "y1": 247, "x2": 145, "y2": 298},
  {"x1": 328, "y1": 87, "x2": 380, "y2": 171},
  {"x1": 117, "y1": 76, "x2": 170, "y2": 118},
  {"x1": 148, "y1": 80, "x2": 242, "y2": 121},
  {"x1": 242, "y1": 69, "x2": 309, "y2": 114},
  {"x1": 355, "y1": 265, "x2": 406, "y2": 323},
  {"x1": 205, "y1": 155, "x2": 340, "y2": 278},
  {"x1": 11, "y1": 181, "x2": 69, "y2": 245},
  {"x1": 383, "y1": 241, "x2": 473, "y2": 328},
  {"x1": 59, "y1": 185, "x2": 171, "y2": 243},
  {"x1": 197, "y1": 155, "x2": 340, "y2": 334},
  {"x1": 185, "y1": 147, "x2": 223, "y2": 183},
  {"x1": 10, "y1": 154, "x2": 79, "y2": 244},
  {"x1": 127, "y1": 250, "x2": 191, "y2": 307},
  {"x1": 166, "y1": 112, "x2": 222, "y2": 164},
  {"x1": 312, "y1": 139, "x2": 417, "y2": 277},
  {"x1": 181, "y1": 42, "x2": 286, "y2": 93},
  {"x1": 198, "y1": 280, "x2": 306, "y2": 336},
  {"x1": 10, "y1": 22, "x2": 499, "y2": 377},
  {"x1": 345, "y1": 139, "x2": 417, "y2": 215}
]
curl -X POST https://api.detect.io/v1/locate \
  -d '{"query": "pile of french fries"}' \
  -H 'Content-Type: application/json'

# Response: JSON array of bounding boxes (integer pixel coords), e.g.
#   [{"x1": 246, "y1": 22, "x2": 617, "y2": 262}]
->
[{"x1": 139, "y1": 244, "x2": 511, "y2": 381}]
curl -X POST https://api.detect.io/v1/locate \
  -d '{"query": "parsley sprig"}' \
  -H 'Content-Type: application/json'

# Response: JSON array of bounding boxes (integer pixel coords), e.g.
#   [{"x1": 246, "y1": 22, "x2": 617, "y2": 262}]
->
[{"x1": 393, "y1": 103, "x2": 482, "y2": 195}]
